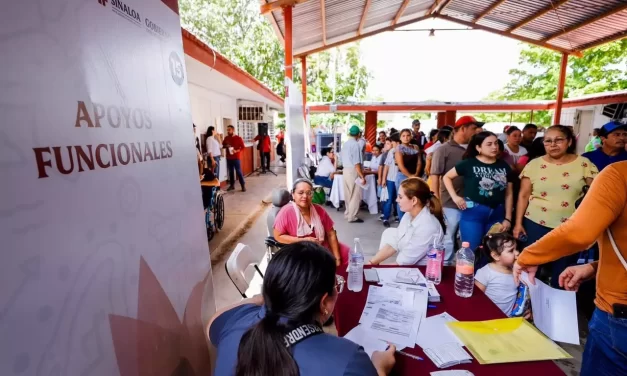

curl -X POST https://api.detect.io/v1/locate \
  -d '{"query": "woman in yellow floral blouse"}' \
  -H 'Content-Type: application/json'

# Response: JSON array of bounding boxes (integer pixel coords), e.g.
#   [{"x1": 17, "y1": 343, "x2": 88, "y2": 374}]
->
[{"x1": 513, "y1": 125, "x2": 597, "y2": 287}]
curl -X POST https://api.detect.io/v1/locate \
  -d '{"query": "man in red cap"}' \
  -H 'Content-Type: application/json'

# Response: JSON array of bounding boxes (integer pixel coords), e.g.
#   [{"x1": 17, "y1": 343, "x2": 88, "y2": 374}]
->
[{"x1": 429, "y1": 116, "x2": 484, "y2": 262}]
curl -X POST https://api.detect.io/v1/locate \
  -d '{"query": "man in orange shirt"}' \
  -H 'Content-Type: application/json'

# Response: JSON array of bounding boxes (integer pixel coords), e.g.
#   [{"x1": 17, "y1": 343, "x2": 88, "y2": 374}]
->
[
  {"x1": 514, "y1": 161, "x2": 627, "y2": 376},
  {"x1": 253, "y1": 133, "x2": 272, "y2": 173}
]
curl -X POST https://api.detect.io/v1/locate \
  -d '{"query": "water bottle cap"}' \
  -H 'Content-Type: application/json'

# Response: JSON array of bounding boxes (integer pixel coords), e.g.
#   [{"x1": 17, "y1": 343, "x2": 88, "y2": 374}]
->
[
  {"x1": 354, "y1": 238, "x2": 360, "y2": 242},
  {"x1": 462, "y1": 241, "x2": 470, "y2": 248}
]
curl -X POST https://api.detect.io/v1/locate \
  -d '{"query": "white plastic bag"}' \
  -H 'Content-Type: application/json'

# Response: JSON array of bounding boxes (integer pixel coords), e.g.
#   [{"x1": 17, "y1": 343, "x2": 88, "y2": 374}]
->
[{"x1": 379, "y1": 186, "x2": 388, "y2": 202}]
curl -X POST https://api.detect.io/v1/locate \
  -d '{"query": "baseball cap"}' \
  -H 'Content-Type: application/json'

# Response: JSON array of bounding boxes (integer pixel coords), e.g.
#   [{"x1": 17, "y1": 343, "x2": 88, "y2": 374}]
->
[
  {"x1": 348, "y1": 125, "x2": 361, "y2": 136},
  {"x1": 599, "y1": 121, "x2": 627, "y2": 137},
  {"x1": 455, "y1": 116, "x2": 485, "y2": 128}
]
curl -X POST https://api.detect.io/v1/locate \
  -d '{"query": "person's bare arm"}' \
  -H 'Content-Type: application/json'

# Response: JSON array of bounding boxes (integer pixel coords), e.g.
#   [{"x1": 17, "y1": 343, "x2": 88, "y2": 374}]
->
[
  {"x1": 415, "y1": 154, "x2": 423, "y2": 176},
  {"x1": 502, "y1": 182, "x2": 514, "y2": 231},
  {"x1": 431, "y1": 175, "x2": 441, "y2": 199},
  {"x1": 326, "y1": 229, "x2": 342, "y2": 266},
  {"x1": 368, "y1": 245, "x2": 397, "y2": 265},
  {"x1": 585, "y1": 177, "x2": 593, "y2": 186},
  {"x1": 474, "y1": 280, "x2": 487, "y2": 292},
  {"x1": 273, "y1": 229, "x2": 319, "y2": 245},
  {"x1": 395, "y1": 151, "x2": 412, "y2": 176},
  {"x1": 513, "y1": 178, "x2": 531, "y2": 238},
  {"x1": 443, "y1": 168, "x2": 466, "y2": 209}
]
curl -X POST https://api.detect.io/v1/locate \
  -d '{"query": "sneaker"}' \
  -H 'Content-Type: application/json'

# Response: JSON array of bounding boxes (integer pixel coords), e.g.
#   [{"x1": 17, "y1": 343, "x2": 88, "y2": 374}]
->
[
  {"x1": 226, "y1": 186, "x2": 235, "y2": 191},
  {"x1": 378, "y1": 215, "x2": 384, "y2": 221},
  {"x1": 383, "y1": 220, "x2": 390, "y2": 228},
  {"x1": 349, "y1": 218, "x2": 364, "y2": 223},
  {"x1": 395, "y1": 217, "x2": 400, "y2": 223}
]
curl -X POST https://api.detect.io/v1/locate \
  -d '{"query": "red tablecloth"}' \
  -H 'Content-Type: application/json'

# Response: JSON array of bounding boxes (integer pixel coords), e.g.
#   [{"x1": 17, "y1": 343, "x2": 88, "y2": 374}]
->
[{"x1": 335, "y1": 265, "x2": 565, "y2": 376}]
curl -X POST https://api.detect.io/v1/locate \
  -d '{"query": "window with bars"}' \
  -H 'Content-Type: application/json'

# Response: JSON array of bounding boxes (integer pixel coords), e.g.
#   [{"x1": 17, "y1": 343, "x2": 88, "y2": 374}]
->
[{"x1": 236, "y1": 121, "x2": 255, "y2": 143}]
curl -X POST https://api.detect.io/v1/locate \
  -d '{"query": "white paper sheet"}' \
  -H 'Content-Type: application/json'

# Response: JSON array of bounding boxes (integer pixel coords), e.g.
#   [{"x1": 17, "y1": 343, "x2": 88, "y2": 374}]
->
[
  {"x1": 361, "y1": 303, "x2": 422, "y2": 348},
  {"x1": 431, "y1": 370, "x2": 474, "y2": 376},
  {"x1": 416, "y1": 312, "x2": 464, "y2": 348},
  {"x1": 521, "y1": 273, "x2": 580, "y2": 344},
  {"x1": 382, "y1": 282, "x2": 429, "y2": 322},
  {"x1": 424, "y1": 343, "x2": 473, "y2": 369},
  {"x1": 343, "y1": 325, "x2": 388, "y2": 358},
  {"x1": 374, "y1": 267, "x2": 427, "y2": 285},
  {"x1": 359, "y1": 285, "x2": 415, "y2": 323},
  {"x1": 355, "y1": 177, "x2": 367, "y2": 189}
]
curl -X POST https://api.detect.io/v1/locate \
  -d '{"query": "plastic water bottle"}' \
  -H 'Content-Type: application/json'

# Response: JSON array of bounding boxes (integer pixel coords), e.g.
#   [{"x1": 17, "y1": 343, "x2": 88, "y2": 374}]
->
[
  {"x1": 426, "y1": 242, "x2": 445, "y2": 285},
  {"x1": 348, "y1": 238, "x2": 365, "y2": 292},
  {"x1": 454, "y1": 242, "x2": 475, "y2": 298}
]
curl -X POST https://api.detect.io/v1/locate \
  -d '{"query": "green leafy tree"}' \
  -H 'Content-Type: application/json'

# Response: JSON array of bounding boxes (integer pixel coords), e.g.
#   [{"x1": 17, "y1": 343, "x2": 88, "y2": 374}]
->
[
  {"x1": 410, "y1": 113, "x2": 431, "y2": 121},
  {"x1": 179, "y1": 0, "x2": 284, "y2": 93},
  {"x1": 484, "y1": 40, "x2": 627, "y2": 126}
]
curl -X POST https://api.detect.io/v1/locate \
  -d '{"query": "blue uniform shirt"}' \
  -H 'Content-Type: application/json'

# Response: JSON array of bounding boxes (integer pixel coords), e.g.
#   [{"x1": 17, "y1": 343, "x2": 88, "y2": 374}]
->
[
  {"x1": 582, "y1": 148, "x2": 627, "y2": 171},
  {"x1": 209, "y1": 304, "x2": 378, "y2": 376}
]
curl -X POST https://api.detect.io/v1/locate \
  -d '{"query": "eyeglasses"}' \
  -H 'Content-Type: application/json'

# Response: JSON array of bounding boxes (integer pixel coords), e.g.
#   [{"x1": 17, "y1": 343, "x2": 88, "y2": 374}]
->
[
  {"x1": 543, "y1": 138, "x2": 567, "y2": 145},
  {"x1": 335, "y1": 274, "x2": 345, "y2": 294},
  {"x1": 295, "y1": 191, "x2": 314, "y2": 197}
]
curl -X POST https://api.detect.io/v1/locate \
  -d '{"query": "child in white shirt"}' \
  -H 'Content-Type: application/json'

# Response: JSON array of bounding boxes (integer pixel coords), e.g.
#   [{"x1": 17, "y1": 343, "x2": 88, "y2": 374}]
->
[{"x1": 474, "y1": 232, "x2": 522, "y2": 316}]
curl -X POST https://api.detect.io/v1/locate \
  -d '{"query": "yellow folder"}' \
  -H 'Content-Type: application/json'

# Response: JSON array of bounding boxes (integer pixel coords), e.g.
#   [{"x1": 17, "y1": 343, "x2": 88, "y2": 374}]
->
[{"x1": 446, "y1": 317, "x2": 572, "y2": 364}]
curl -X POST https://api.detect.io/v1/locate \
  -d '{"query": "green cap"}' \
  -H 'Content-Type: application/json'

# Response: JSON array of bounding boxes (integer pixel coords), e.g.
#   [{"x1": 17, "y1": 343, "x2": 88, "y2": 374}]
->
[{"x1": 348, "y1": 125, "x2": 360, "y2": 136}]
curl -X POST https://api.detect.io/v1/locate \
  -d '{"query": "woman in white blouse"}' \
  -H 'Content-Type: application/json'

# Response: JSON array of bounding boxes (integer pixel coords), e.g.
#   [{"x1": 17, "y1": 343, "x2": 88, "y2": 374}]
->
[
  {"x1": 314, "y1": 148, "x2": 339, "y2": 188},
  {"x1": 368, "y1": 177, "x2": 445, "y2": 265},
  {"x1": 205, "y1": 126, "x2": 222, "y2": 179}
]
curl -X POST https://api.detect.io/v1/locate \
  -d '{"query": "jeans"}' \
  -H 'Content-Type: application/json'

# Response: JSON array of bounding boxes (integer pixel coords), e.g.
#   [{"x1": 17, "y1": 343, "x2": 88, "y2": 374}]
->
[
  {"x1": 442, "y1": 207, "x2": 462, "y2": 263},
  {"x1": 261, "y1": 151, "x2": 270, "y2": 171},
  {"x1": 313, "y1": 175, "x2": 333, "y2": 189},
  {"x1": 382, "y1": 180, "x2": 397, "y2": 221},
  {"x1": 395, "y1": 172, "x2": 408, "y2": 220},
  {"x1": 521, "y1": 217, "x2": 578, "y2": 287},
  {"x1": 226, "y1": 159, "x2": 245, "y2": 188},
  {"x1": 581, "y1": 308, "x2": 627, "y2": 376},
  {"x1": 212, "y1": 156, "x2": 221, "y2": 180},
  {"x1": 458, "y1": 202, "x2": 504, "y2": 251}
]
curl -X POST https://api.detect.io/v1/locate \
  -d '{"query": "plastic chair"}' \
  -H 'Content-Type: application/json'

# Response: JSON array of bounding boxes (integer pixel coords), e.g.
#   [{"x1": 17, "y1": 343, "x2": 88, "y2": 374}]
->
[{"x1": 225, "y1": 243, "x2": 264, "y2": 298}]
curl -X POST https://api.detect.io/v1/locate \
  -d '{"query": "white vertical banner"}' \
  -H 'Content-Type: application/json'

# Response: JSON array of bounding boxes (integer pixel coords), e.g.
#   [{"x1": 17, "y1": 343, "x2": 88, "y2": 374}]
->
[
  {"x1": 284, "y1": 79, "x2": 306, "y2": 188},
  {"x1": 0, "y1": 0, "x2": 214, "y2": 375}
]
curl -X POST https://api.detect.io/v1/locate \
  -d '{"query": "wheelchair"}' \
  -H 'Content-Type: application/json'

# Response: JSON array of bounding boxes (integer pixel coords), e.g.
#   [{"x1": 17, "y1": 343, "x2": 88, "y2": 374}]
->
[{"x1": 203, "y1": 185, "x2": 225, "y2": 241}]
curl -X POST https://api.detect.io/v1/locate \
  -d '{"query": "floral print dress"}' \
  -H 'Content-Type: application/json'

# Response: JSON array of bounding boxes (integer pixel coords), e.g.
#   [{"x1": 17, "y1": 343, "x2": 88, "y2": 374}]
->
[{"x1": 520, "y1": 156, "x2": 598, "y2": 228}]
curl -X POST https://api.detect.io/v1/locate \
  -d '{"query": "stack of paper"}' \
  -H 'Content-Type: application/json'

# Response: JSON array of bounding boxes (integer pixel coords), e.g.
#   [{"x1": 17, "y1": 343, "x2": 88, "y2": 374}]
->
[
  {"x1": 424, "y1": 343, "x2": 473, "y2": 369},
  {"x1": 359, "y1": 285, "x2": 416, "y2": 323},
  {"x1": 360, "y1": 303, "x2": 422, "y2": 348},
  {"x1": 415, "y1": 312, "x2": 471, "y2": 368},
  {"x1": 373, "y1": 267, "x2": 427, "y2": 285},
  {"x1": 343, "y1": 325, "x2": 388, "y2": 357}
]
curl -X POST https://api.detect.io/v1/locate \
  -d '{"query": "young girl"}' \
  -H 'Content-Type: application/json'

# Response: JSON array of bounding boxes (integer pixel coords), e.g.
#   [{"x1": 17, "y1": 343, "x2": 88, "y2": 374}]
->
[{"x1": 474, "y1": 232, "x2": 528, "y2": 317}]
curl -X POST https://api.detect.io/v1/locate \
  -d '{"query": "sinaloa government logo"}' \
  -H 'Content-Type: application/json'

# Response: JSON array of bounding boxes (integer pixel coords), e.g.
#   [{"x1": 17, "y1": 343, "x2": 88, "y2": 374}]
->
[{"x1": 169, "y1": 52, "x2": 184, "y2": 86}]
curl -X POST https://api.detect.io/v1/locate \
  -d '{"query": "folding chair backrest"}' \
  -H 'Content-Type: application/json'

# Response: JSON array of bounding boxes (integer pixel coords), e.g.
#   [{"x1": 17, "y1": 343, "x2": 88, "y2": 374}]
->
[{"x1": 225, "y1": 243, "x2": 258, "y2": 297}]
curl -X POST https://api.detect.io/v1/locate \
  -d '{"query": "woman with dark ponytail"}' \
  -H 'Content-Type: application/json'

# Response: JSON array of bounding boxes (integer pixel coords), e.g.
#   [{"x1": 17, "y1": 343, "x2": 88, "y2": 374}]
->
[
  {"x1": 368, "y1": 177, "x2": 446, "y2": 265},
  {"x1": 208, "y1": 242, "x2": 396, "y2": 376}
]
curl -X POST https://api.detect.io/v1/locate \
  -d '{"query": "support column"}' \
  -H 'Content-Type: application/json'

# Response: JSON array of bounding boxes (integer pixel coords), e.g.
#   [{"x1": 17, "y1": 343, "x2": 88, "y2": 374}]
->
[
  {"x1": 301, "y1": 56, "x2": 307, "y2": 111},
  {"x1": 365, "y1": 111, "x2": 377, "y2": 146},
  {"x1": 437, "y1": 112, "x2": 446, "y2": 128},
  {"x1": 283, "y1": 5, "x2": 293, "y2": 97},
  {"x1": 554, "y1": 52, "x2": 568, "y2": 125},
  {"x1": 444, "y1": 110, "x2": 457, "y2": 127}
]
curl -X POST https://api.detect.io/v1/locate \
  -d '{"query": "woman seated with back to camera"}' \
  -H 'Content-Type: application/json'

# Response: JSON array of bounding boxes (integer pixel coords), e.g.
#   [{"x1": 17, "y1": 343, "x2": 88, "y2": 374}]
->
[
  {"x1": 208, "y1": 242, "x2": 397, "y2": 376},
  {"x1": 314, "y1": 148, "x2": 339, "y2": 189},
  {"x1": 274, "y1": 178, "x2": 350, "y2": 266},
  {"x1": 368, "y1": 177, "x2": 445, "y2": 265}
]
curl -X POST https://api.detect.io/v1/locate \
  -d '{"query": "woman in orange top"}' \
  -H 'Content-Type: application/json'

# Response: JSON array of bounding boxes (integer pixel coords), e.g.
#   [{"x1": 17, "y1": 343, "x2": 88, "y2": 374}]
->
[{"x1": 513, "y1": 161, "x2": 627, "y2": 376}]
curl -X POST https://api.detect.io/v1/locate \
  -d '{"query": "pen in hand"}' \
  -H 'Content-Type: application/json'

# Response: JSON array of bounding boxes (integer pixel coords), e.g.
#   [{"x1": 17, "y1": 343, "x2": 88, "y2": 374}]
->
[{"x1": 396, "y1": 350, "x2": 423, "y2": 361}]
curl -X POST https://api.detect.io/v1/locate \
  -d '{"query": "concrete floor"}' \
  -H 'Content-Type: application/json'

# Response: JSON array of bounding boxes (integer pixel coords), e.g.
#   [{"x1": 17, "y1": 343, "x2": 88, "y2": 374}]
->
[{"x1": 209, "y1": 184, "x2": 584, "y2": 375}]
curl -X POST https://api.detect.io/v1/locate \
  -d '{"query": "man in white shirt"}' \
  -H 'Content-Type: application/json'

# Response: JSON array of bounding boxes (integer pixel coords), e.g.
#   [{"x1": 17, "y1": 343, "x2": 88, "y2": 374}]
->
[
  {"x1": 314, "y1": 148, "x2": 337, "y2": 188},
  {"x1": 341, "y1": 125, "x2": 367, "y2": 223}
]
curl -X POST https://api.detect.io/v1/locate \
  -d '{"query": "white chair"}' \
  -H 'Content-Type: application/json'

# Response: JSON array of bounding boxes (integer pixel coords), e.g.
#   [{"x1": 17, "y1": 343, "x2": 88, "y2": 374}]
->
[{"x1": 225, "y1": 243, "x2": 264, "y2": 298}]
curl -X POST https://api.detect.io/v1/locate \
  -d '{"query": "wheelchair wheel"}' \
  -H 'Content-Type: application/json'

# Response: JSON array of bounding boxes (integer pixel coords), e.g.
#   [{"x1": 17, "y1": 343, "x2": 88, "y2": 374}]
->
[{"x1": 213, "y1": 191, "x2": 225, "y2": 230}]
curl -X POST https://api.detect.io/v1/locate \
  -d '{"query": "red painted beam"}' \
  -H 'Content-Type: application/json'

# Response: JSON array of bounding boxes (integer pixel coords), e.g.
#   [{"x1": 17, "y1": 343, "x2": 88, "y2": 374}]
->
[{"x1": 554, "y1": 52, "x2": 569, "y2": 125}]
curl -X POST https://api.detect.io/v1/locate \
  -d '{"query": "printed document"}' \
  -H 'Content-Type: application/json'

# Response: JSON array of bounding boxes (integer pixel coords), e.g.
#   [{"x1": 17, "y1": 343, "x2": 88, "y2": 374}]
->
[
  {"x1": 521, "y1": 273, "x2": 580, "y2": 344},
  {"x1": 361, "y1": 303, "x2": 422, "y2": 348},
  {"x1": 359, "y1": 285, "x2": 415, "y2": 323},
  {"x1": 382, "y1": 282, "x2": 429, "y2": 322},
  {"x1": 416, "y1": 312, "x2": 464, "y2": 349}
]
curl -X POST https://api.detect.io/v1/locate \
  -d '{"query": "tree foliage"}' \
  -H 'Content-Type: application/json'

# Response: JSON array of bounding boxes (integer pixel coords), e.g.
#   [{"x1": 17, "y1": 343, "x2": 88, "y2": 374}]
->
[
  {"x1": 482, "y1": 40, "x2": 627, "y2": 126},
  {"x1": 410, "y1": 113, "x2": 431, "y2": 121},
  {"x1": 179, "y1": 0, "x2": 372, "y2": 129}
]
